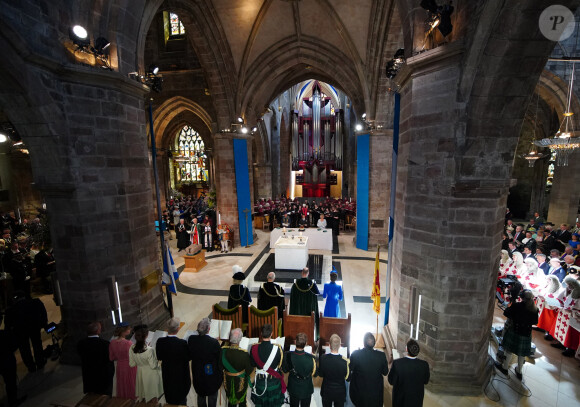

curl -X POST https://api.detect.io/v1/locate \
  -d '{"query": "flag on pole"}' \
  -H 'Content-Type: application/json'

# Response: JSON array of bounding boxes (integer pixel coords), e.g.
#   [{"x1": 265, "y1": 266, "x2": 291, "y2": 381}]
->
[
  {"x1": 162, "y1": 246, "x2": 179, "y2": 295},
  {"x1": 371, "y1": 245, "x2": 381, "y2": 315}
]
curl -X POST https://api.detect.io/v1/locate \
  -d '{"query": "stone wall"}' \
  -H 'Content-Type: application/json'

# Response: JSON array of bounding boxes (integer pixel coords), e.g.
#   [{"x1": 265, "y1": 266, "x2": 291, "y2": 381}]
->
[{"x1": 368, "y1": 131, "x2": 392, "y2": 248}]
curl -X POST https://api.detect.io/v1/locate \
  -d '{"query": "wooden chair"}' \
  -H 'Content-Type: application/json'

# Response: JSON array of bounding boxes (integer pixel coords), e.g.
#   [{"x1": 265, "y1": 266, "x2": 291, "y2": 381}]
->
[
  {"x1": 345, "y1": 215, "x2": 356, "y2": 231},
  {"x1": 282, "y1": 310, "x2": 315, "y2": 352},
  {"x1": 75, "y1": 394, "x2": 110, "y2": 407},
  {"x1": 212, "y1": 303, "x2": 245, "y2": 332},
  {"x1": 247, "y1": 305, "x2": 281, "y2": 339},
  {"x1": 318, "y1": 312, "x2": 352, "y2": 357},
  {"x1": 262, "y1": 214, "x2": 271, "y2": 230}
]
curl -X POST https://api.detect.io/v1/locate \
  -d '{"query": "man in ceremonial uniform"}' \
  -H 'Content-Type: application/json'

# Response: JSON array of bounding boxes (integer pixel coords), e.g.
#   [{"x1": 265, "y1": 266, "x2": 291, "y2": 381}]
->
[
  {"x1": 283, "y1": 332, "x2": 316, "y2": 407},
  {"x1": 189, "y1": 217, "x2": 203, "y2": 246},
  {"x1": 156, "y1": 318, "x2": 191, "y2": 406},
  {"x1": 250, "y1": 324, "x2": 285, "y2": 407},
  {"x1": 222, "y1": 328, "x2": 254, "y2": 407},
  {"x1": 290, "y1": 268, "x2": 320, "y2": 336},
  {"x1": 257, "y1": 272, "x2": 285, "y2": 319},
  {"x1": 228, "y1": 265, "x2": 252, "y2": 323},
  {"x1": 349, "y1": 332, "x2": 388, "y2": 407},
  {"x1": 318, "y1": 334, "x2": 350, "y2": 407}
]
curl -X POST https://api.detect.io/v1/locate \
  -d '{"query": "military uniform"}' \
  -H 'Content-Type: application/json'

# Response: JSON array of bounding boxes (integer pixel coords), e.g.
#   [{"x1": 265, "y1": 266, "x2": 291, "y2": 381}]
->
[
  {"x1": 222, "y1": 346, "x2": 254, "y2": 407},
  {"x1": 250, "y1": 341, "x2": 285, "y2": 407},
  {"x1": 318, "y1": 352, "x2": 351, "y2": 407},
  {"x1": 283, "y1": 349, "x2": 316, "y2": 406}
]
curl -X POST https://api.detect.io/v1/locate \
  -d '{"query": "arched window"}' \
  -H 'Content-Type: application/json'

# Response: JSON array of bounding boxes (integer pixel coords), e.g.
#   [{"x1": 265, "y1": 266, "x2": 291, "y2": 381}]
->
[
  {"x1": 176, "y1": 126, "x2": 206, "y2": 182},
  {"x1": 169, "y1": 12, "x2": 185, "y2": 36}
]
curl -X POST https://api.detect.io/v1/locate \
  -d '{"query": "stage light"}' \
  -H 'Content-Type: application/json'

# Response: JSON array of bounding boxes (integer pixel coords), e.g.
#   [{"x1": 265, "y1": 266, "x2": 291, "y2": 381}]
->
[
  {"x1": 252, "y1": 127, "x2": 257, "y2": 132},
  {"x1": 355, "y1": 124, "x2": 363, "y2": 132},
  {"x1": 237, "y1": 117, "x2": 243, "y2": 123},
  {"x1": 0, "y1": 133, "x2": 7, "y2": 143},
  {"x1": 93, "y1": 37, "x2": 110, "y2": 54},
  {"x1": 386, "y1": 48, "x2": 406, "y2": 79},
  {"x1": 241, "y1": 127, "x2": 248, "y2": 134},
  {"x1": 148, "y1": 64, "x2": 160, "y2": 75},
  {"x1": 362, "y1": 113, "x2": 366, "y2": 119},
  {"x1": 70, "y1": 25, "x2": 90, "y2": 48}
]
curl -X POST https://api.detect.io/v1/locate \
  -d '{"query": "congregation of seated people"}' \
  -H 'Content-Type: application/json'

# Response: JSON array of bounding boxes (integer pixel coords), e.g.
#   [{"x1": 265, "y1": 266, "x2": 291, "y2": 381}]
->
[{"x1": 498, "y1": 209, "x2": 580, "y2": 368}]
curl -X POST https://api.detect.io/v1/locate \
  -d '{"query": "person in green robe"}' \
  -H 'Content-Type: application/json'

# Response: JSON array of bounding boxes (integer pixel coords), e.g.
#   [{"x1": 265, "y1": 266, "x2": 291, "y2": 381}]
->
[
  {"x1": 289, "y1": 268, "x2": 320, "y2": 337},
  {"x1": 282, "y1": 332, "x2": 316, "y2": 406},
  {"x1": 221, "y1": 328, "x2": 254, "y2": 407}
]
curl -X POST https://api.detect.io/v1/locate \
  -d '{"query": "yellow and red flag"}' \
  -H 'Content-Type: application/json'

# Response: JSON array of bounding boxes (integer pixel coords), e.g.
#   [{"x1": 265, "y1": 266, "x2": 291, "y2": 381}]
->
[{"x1": 371, "y1": 245, "x2": 381, "y2": 314}]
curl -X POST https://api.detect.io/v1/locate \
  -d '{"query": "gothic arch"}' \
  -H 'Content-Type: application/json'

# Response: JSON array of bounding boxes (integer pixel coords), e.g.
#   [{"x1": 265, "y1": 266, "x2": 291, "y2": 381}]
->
[{"x1": 537, "y1": 69, "x2": 580, "y2": 128}]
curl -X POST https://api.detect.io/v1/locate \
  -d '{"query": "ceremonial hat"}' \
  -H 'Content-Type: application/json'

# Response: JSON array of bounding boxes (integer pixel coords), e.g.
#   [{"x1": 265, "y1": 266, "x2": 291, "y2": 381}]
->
[{"x1": 233, "y1": 272, "x2": 245, "y2": 281}]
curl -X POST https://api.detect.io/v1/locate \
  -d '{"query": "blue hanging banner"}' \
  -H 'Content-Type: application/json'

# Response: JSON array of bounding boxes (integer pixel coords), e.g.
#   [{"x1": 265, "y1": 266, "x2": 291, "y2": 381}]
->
[
  {"x1": 233, "y1": 138, "x2": 254, "y2": 247},
  {"x1": 356, "y1": 133, "x2": 370, "y2": 251}
]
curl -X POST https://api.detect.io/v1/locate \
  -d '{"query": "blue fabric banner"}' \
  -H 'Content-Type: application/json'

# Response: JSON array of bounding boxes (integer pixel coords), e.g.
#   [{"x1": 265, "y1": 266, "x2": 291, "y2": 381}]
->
[
  {"x1": 233, "y1": 138, "x2": 254, "y2": 247},
  {"x1": 356, "y1": 133, "x2": 370, "y2": 251}
]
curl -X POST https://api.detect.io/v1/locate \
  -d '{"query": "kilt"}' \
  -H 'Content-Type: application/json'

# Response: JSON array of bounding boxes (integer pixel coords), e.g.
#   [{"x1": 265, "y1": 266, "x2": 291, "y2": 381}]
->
[
  {"x1": 502, "y1": 327, "x2": 533, "y2": 356},
  {"x1": 251, "y1": 377, "x2": 285, "y2": 406}
]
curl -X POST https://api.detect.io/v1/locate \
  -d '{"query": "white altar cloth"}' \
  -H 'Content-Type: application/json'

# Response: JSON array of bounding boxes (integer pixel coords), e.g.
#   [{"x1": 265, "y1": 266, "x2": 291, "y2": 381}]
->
[
  {"x1": 270, "y1": 228, "x2": 332, "y2": 251},
  {"x1": 275, "y1": 236, "x2": 309, "y2": 270}
]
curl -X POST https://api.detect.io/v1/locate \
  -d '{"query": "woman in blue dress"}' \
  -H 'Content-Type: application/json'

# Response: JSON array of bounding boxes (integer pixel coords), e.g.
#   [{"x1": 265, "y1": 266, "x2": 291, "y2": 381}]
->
[{"x1": 323, "y1": 271, "x2": 343, "y2": 317}]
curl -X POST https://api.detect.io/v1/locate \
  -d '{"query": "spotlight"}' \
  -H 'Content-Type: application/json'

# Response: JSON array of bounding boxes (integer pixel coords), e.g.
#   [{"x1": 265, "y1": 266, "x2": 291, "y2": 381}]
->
[
  {"x1": 362, "y1": 113, "x2": 367, "y2": 119},
  {"x1": 148, "y1": 64, "x2": 160, "y2": 75},
  {"x1": 252, "y1": 127, "x2": 257, "y2": 132},
  {"x1": 69, "y1": 25, "x2": 90, "y2": 48},
  {"x1": 355, "y1": 124, "x2": 363, "y2": 132},
  {"x1": 0, "y1": 134, "x2": 7, "y2": 143},
  {"x1": 237, "y1": 117, "x2": 244, "y2": 123},
  {"x1": 93, "y1": 37, "x2": 110, "y2": 54},
  {"x1": 241, "y1": 127, "x2": 248, "y2": 134},
  {"x1": 386, "y1": 48, "x2": 406, "y2": 79},
  {"x1": 437, "y1": 3, "x2": 454, "y2": 37}
]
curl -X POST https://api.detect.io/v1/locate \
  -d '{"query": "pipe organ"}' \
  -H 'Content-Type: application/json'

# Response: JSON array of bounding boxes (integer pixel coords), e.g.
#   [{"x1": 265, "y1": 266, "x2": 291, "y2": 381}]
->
[{"x1": 291, "y1": 82, "x2": 343, "y2": 197}]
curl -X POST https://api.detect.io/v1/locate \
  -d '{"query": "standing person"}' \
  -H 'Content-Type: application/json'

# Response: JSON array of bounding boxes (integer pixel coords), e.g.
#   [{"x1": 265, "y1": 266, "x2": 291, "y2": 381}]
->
[
  {"x1": 155, "y1": 318, "x2": 191, "y2": 405},
  {"x1": 318, "y1": 334, "x2": 350, "y2": 407},
  {"x1": 283, "y1": 332, "x2": 316, "y2": 407},
  {"x1": 109, "y1": 323, "x2": 137, "y2": 399},
  {"x1": 323, "y1": 271, "x2": 343, "y2": 318},
  {"x1": 129, "y1": 326, "x2": 163, "y2": 402},
  {"x1": 4, "y1": 291, "x2": 47, "y2": 372},
  {"x1": 388, "y1": 339, "x2": 430, "y2": 407},
  {"x1": 349, "y1": 332, "x2": 388, "y2": 407},
  {"x1": 290, "y1": 268, "x2": 320, "y2": 336},
  {"x1": 228, "y1": 265, "x2": 252, "y2": 323},
  {"x1": 317, "y1": 214, "x2": 327, "y2": 229},
  {"x1": 257, "y1": 272, "x2": 285, "y2": 319},
  {"x1": 34, "y1": 246, "x2": 55, "y2": 294},
  {"x1": 188, "y1": 318, "x2": 222, "y2": 407},
  {"x1": 77, "y1": 322, "x2": 115, "y2": 396},
  {"x1": 222, "y1": 328, "x2": 254, "y2": 407},
  {"x1": 494, "y1": 290, "x2": 539, "y2": 379},
  {"x1": 175, "y1": 219, "x2": 189, "y2": 252},
  {"x1": 0, "y1": 313, "x2": 25, "y2": 407},
  {"x1": 203, "y1": 214, "x2": 214, "y2": 252},
  {"x1": 217, "y1": 224, "x2": 231, "y2": 253},
  {"x1": 189, "y1": 217, "x2": 203, "y2": 246},
  {"x1": 250, "y1": 324, "x2": 285, "y2": 407}
]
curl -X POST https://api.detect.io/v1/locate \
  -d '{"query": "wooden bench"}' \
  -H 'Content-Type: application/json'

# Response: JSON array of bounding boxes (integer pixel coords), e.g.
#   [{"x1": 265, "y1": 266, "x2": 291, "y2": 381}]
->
[
  {"x1": 318, "y1": 312, "x2": 351, "y2": 357},
  {"x1": 248, "y1": 305, "x2": 281, "y2": 338},
  {"x1": 282, "y1": 310, "x2": 315, "y2": 352},
  {"x1": 212, "y1": 303, "x2": 245, "y2": 333}
]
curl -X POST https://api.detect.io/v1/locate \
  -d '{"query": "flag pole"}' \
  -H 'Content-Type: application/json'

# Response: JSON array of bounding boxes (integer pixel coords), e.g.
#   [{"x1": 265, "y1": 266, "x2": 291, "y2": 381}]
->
[{"x1": 148, "y1": 98, "x2": 173, "y2": 318}]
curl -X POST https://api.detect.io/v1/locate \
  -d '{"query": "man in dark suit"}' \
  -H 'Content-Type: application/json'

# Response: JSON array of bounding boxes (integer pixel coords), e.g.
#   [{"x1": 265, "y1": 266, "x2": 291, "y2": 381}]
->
[
  {"x1": 257, "y1": 272, "x2": 285, "y2": 319},
  {"x1": 156, "y1": 317, "x2": 191, "y2": 405},
  {"x1": 547, "y1": 258, "x2": 566, "y2": 283},
  {"x1": 537, "y1": 254, "x2": 550, "y2": 275},
  {"x1": 4, "y1": 291, "x2": 47, "y2": 372},
  {"x1": 522, "y1": 247, "x2": 536, "y2": 263},
  {"x1": 349, "y1": 332, "x2": 388, "y2": 407},
  {"x1": 0, "y1": 313, "x2": 25, "y2": 406},
  {"x1": 318, "y1": 334, "x2": 350, "y2": 407},
  {"x1": 188, "y1": 318, "x2": 222, "y2": 407},
  {"x1": 388, "y1": 338, "x2": 430, "y2": 407},
  {"x1": 77, "y1": 321, "x2": 114, "y2": 395}
]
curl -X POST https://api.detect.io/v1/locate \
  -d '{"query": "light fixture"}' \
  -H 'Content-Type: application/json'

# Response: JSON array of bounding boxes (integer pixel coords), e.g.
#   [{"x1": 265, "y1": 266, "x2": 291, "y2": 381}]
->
[
  {"x1": 421, "y1": 0, "x2": 454, "y2": 47},
  {"x1": 252, "y1": 127, "x2": 257, "y2": 132},
  {"x1": 521, "y1": 93, "x2": 546, "y2": 167},
  {"x1": 535, "y1": 62, "x2": 580, "y2": 166},
  {"x1": 237, "y1": 117, "x2": 243, "y2": 123},
  {"x1": 69, "y1": 25, "x2": 90, "y2": 48},
  {"x1": 355, "y1": 124, "x2": 363, "y2": 132},
  {"x1": 0, "y1": 133, "x2": 7, "y2": 143},
  {"x1": 362, "y1": 113, "x2": 366, "y2": 119},
  {"x1": 386, "y1": 48, "x2": 405, "y2": 79},
  {"x1": 148, "y1": 64, "x2": 160, "y2": 75},
  {"x1": 93, "y1": 37, "x2": 110, "y2": 54},
  {"x1": 241, "y1": 127, "x2": 248, "y2": 134}
]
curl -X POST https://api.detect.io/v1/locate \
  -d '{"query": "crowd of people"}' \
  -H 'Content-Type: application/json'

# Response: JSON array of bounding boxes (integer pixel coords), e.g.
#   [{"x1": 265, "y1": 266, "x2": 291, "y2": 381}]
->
[
  {"x1": 496, "y1": 210, "x2": 580, "y2": 379},
  {"x1": 76, "y1": 317, "x2": 428, "y2": 407},
  {"x1": 255, "y1": 197, "x2": 356, "y2": 236}
]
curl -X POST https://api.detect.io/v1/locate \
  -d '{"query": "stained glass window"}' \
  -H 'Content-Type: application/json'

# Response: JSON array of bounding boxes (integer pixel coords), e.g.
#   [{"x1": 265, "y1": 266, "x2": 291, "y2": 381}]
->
[
  {"x1": 176, "y1": 126, "x2": 206, "y2": 182},
  {"x1": 170, "y1": 12, "x2": 185, "y2": 36}
]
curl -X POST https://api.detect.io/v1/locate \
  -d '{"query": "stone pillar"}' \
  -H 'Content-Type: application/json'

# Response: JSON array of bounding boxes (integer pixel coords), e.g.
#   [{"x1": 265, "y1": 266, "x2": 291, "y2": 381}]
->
[
  {"x1": 253, "y1": 163, "x2": 272, "y2": 199},
  {"x1": 214, "y1": 133, "x2": 254, "y2": 239},
  {"x1": 547, "y1": 149, "x2": 580, "y2": 225},
  {"x1": 387, "y1": 44, "x2": 507, "y2": 394},
  {"x1": 11, "y1": 68, "x2": 170, "y2": 363},
  {"x1": 368, "y1": 131, "x2": 392, "y2": 248}
]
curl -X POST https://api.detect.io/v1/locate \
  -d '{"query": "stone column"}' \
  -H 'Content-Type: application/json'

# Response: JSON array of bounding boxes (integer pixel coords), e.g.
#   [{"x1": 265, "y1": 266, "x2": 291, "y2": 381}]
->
[
  {"x1": 547, "y1": 149, "x2": 580, "y2": 225},
  {"x1": 12, "y1": 67, "x2": 170, "y2": 363},
  {"x1": 253, "y1": 163, "x2": 272, "y2": 199},
  {"x1": 368, "y1": 131, "x2": 392, "y2": 248},
  {"x1": 387, "y1": 44, "x2": 508, "y2": 394}
]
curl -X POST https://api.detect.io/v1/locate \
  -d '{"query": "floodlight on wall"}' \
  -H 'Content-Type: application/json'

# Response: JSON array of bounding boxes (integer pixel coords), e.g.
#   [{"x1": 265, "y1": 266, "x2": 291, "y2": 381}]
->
[
  {"x1": 362, "y1": 113, "x2": 367, "y2": 119},
  {"x1": 69, "y1": 25, "x2": 112, "y2": 69},
  {"x1": 386, "y1": 48, "x2": 406, "y2": 79},
  {"x1": 355, "y1": 123, "x2": 363, "y2": 132},
  {"x1": 0, "y1": 133, "x2": 7, "y2": 143},
  {"x1": 421, "y1": 0, "x2": 454, "y2": 50},
  {"x1": 69, "y1": 25, "x2": 90, "y2": 48},
  {"x1": 237, "y1": 117, "x2": 244, "y2": 123},
  {"x1": 93, "y1": 37, "x2": 111, "y2": 54},
  {"x1": 148, "y1": 64, "x2": 160, "y2": 76},
  {"x1": 241, "y1": 127, "x2": 248, "y2": 134}
]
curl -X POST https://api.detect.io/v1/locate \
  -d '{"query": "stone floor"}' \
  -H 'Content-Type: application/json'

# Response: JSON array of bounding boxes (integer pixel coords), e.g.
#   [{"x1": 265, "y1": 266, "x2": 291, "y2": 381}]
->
[{"x1": 1, "y1": 228, "x2": 580, "y2": 406}]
